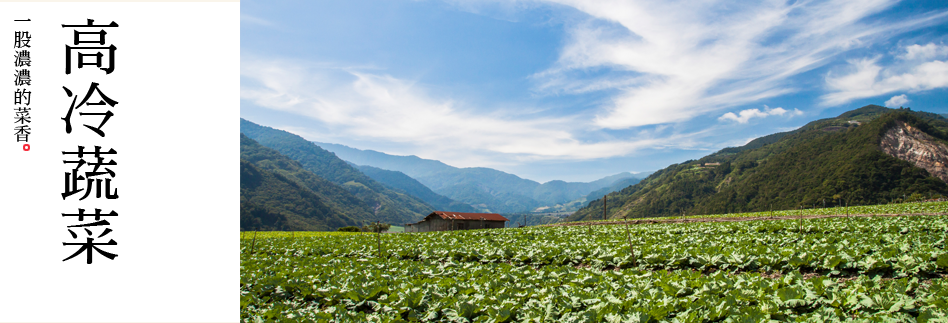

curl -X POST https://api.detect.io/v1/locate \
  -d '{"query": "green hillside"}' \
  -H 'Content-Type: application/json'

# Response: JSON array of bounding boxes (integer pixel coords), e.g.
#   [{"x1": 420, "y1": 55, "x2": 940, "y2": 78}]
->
[
  {"x1": 240, "y1": 134, "x2": 378, "y2": 231},
  {"x1": 568, "y1": 106, "x2": 948, "y2": 221},
  {"x1": 240, "y1": 159, "x2": 359, "y2": 231},
  {"x1": 354, "y1": 164, "x2": 477, "y2": 213},
  {"x1": 240, "y1": 119, "x2": 433, "y2": 226}
]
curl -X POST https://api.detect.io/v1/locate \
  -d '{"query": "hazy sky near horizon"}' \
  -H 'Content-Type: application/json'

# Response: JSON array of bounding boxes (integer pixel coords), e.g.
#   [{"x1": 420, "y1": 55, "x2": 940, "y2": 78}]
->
[{"x1": 240, "y1": 0, "x2": 948, "y2": 183}]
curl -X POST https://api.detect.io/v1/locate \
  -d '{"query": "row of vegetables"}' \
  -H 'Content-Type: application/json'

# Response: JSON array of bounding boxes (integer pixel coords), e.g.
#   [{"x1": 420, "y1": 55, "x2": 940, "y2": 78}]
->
[
  {"x1": 242, "y1": 257, "x2": 948, "y2": 322},
  {"x1": 241, "y1": 213, "x2": 948, "y2": 322},
  {"x1": 246, "y1": 215, "x2": 948, "y2": 277}
]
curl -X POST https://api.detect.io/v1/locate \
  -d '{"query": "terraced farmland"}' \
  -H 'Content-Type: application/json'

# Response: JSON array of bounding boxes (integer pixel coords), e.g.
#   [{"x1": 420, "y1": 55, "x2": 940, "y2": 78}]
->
[{"x1": 241, "y1": 202, "x2": 948, "y2": 322}]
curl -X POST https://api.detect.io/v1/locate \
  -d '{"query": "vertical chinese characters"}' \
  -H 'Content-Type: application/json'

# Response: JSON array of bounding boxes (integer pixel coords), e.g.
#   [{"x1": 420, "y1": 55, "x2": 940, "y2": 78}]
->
[
  {"x1": 61, "y1": 19, "x2": 119, "y2": 264},
  {"x1": 13, "y1": 25, "x2": 31, "y2": 147}
]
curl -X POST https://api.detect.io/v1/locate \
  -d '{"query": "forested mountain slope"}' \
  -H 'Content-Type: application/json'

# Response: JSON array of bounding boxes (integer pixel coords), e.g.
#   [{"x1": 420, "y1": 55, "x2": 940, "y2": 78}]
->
[
  {"x1": 240, "y1": 159, "x2": 360, "y2": 231},
  {"x1": 241, "y1": 119, "x2": 433, "y2": 226},
  {"x1": 568, "y1": 106, "x2": 948, "y2": 221},
  {"x1": 240, "y1": 134, "x2": 381, "y2": 231}
]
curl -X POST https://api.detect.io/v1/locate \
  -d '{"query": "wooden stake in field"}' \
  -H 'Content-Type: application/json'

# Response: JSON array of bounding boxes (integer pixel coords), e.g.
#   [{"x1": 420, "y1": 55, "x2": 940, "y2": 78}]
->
[
  {"x1": 798, "y1": 206, "x2": 803, "y2": 233},
  {"x1": 249, "y1": 231, "x2": 258, "y2": 255},
  {"x1": 603, "y1": 195, "x2": 607, "y2": 221},
  {"x1": 623, "y1": 214, "x2": 635, "y2": 266},
  {"x1": 377, "y1": 221, "x2": 382, "y2": 258}
]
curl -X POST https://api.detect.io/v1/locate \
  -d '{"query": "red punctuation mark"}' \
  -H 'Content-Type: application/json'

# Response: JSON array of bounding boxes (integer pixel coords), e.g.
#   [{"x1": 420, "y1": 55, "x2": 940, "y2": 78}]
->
[{"x1": 23, "y1": 144, "x2": 30, "y2": 151}]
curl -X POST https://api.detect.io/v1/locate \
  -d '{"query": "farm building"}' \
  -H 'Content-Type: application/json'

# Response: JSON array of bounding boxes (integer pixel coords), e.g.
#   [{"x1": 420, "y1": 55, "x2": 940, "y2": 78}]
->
[{"x1": 405, "y1": 211, "x2": 509, "y2": 233}]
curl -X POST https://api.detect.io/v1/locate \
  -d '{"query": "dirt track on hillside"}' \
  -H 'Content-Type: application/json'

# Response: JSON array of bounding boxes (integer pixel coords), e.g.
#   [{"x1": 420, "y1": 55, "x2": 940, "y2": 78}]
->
[{"x1": 545, "y1": 212, "x2": 948, "y2": 227}]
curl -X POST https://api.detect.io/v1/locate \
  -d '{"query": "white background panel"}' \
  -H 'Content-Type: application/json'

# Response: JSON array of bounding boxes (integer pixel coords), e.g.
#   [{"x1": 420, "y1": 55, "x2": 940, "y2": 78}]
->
[{"x1": 1, "y1": 2, "x2": 238, "y2": 322}]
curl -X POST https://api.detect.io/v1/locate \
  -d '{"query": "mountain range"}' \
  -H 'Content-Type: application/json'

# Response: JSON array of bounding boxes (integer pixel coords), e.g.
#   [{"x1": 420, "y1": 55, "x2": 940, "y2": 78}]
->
[
  {"x1": 568, "y1": 105, "x2": 948, "y2": 222},
  {"x1": 352, "y1": 164, "x2": 478, "y2": 213},
  {"x1": 241, "y1": 119, "x2": 435, "y2": 229},
  {"x1": 240, "y1": 105, "x2": 947, "y2": 230},
  {"x1": 315, "y1": 142, "x2": 641, "y2": 213},
  {"x1": 239, "y1": 117, "x2": 642, "y2": 230}
]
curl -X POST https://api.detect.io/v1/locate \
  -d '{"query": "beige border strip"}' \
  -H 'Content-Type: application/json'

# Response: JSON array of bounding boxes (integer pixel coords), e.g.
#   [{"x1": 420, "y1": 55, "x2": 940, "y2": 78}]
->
[{"x1": 1, "y1": 0, "x2": 238, "y2": 2}]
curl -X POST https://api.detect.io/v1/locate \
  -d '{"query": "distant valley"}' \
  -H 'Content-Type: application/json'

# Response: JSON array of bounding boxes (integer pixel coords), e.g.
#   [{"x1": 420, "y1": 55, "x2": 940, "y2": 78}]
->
[
  {"x1": 316, "y1": 142, "x2": 643, "y2": 213},
  {"x1": 351, "y1": 164, "x2": 477, "y2": 213}
]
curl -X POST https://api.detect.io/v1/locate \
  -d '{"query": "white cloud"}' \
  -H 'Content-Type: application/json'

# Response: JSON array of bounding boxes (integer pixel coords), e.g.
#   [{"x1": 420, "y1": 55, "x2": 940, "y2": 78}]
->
[
  {"x1": 523, "y1": 0, "x2": 948, "y2": 128},
  {"x1": 901, "y1": 43, "x2": 948, "y2": 61},
  {"x1": 719, "y1": 110, "x2": 769, "y2": 124},
  {"x1": 822, "y1": 51, "x2": 948, "y2": 105},
  {"x1": 240, "y1": 58, "x2": 703, "y2": 166},
  {"x1": 885, "y1": 94, "x2": 910, "y2": 107},
  {"x1": 718, "y1": 105, "x2": 804, "y2": 123}
]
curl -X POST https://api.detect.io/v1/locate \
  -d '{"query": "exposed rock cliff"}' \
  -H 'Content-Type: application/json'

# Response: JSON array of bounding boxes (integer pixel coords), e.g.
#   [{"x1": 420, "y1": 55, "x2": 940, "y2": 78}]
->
[{"x1": 880, "y1": 121, "x2": 948, "y2": 183}]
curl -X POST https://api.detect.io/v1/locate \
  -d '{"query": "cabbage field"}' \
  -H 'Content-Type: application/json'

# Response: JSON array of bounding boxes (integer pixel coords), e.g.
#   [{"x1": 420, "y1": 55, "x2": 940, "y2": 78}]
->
[
  {"x1": 240, "y1": 203, "x2": 948, "y2": 322},
  {"x1": 572, "y1": 201, "x2": 948, "y2": 224}
]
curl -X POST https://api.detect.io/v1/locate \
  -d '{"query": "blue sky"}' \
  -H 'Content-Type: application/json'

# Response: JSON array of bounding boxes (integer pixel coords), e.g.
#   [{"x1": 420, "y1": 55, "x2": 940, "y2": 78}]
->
[{"x1": 240, "y1": 0, "x2": 948, "y2": 183}]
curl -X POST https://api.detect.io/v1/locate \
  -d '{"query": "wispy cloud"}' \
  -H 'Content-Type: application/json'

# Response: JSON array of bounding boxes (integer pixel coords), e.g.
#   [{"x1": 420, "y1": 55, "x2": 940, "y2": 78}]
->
[
  {"x1": 822, "y1": 43, "x2": 948, "y2": 106},
  {"x1": 241, "y1": 0, "x2": 948, "y2": 177},
  {"x1": 241, "y1": 57, "x2": 703, "y2": 167},
  {"x1": 524, "y1": 0, "x2": 948, "y2": 128}
]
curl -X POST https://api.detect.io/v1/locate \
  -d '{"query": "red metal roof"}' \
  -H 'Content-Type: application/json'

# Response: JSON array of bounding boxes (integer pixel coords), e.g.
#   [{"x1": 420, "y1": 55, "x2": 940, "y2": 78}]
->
[{"x1": 426, "y1": 211, "x2": 508, "y2": 221}]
